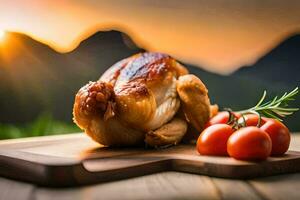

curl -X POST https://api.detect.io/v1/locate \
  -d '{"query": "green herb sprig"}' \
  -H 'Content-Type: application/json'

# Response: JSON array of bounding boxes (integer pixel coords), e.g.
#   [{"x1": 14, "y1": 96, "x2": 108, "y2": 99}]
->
[
  {"x1": 224, "y1": 87, "x2": 299, "y2": 128},
  {"x1": 236, "y1": 87, "x2": 299, "y2": 121}
]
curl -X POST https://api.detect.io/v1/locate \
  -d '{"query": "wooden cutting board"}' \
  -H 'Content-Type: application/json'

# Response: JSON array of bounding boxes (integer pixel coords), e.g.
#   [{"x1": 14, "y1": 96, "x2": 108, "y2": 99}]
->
[{"x1": 0, "y1": 133, "x2": 299, "y2": 187}]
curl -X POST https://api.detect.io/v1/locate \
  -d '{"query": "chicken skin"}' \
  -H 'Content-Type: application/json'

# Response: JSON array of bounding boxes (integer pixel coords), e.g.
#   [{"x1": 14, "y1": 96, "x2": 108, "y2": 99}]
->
[{"x1": 73, "y1": 52, "x2": 212, "y2": 147}]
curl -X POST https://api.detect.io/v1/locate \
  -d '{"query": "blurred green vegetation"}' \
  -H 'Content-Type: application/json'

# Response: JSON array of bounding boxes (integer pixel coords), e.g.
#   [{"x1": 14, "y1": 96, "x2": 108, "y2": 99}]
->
[{"x1": 0, "y1": 113, "x2": 80, "y2": 140}]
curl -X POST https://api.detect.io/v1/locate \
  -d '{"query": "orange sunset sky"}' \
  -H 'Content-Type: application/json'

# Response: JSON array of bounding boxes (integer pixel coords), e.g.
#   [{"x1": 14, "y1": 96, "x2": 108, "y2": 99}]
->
[{"x1": 0, "y1": 0, "x2": 300, "y2": 74}]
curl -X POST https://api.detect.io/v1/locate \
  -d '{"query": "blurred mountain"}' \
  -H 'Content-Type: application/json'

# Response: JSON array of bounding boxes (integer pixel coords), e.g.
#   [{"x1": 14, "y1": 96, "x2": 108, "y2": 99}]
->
[
  {"x1": 0, "y1": 31, "x2": 299, "y2": 130},
  {"x1": 0, "y1": 31, "x2": 143, "y2": 123},
  {"x1": 232, "y1": 34, "x2": 300, "y2": 87}
]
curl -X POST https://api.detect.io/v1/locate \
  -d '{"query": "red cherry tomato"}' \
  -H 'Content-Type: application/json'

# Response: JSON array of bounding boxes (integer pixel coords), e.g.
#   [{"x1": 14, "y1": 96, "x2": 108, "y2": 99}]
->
[
  {"x1": 227, "y1": 127, "x2": 272, "y2": 160},
  {"x1": 237, "y1": 114, "x2": 267, "y2": 127},
  {"x1": 197, "y1": 124, "x2": 235, "y2": 156},
  {"x1": 205, "y1": 111, "x2": 240, "y2": 128},
  {"x1": 260, "y1": 119, "x2": 290, "y2": 156}
]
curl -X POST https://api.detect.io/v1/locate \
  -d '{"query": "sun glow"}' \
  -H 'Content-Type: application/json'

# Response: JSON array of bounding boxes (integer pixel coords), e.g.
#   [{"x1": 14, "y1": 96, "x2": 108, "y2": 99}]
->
[
  {"x1": 0, "y1": 30, "x2": 6, "y2": 42},
  {"x1": 0, "y1": 1, "x2": 299, "y2": 73}
]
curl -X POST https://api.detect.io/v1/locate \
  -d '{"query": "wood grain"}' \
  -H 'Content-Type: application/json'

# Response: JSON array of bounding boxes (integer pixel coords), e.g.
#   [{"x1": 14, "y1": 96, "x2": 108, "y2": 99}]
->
[
  {"x1": 211, "y1": 178, "x2": 263, "y2": 200},
  {"x1": 0, "y1": 133, "x2": 299, "y2": 187},
  {"x1": 0, "y1": 134, "x2": 299, "y2": 199},
  {"x1": 33, "y1": 172, "x2": 220, "y2": 200},
  {"x1": 249, "y1": 173, "x2": 300, "y2": 200},
  {"x1": 0, "y1": 177, "x2": 34, "y2": 200}
]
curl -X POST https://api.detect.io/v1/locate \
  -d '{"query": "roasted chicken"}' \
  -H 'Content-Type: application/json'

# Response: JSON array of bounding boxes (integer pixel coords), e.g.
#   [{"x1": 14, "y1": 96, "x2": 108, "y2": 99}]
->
[{"x1": 73, "y1": 52, "x2": 213, "y2": 147}]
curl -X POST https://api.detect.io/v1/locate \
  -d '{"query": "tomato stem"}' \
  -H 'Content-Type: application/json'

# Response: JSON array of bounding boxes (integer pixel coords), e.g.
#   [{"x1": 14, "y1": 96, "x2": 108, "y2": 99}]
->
[{"x1": 239, "y1": 114, "x2": 246, "y2": 127}]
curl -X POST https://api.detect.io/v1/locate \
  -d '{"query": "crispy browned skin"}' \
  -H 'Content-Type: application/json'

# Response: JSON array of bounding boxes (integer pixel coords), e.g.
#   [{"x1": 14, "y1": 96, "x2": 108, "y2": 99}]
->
[
  {"x1": 177, "y1": 74, "x2": 211, "y2": 132},
  {"x1": 101, "y1": 53, "x2": 188, "y2": 131},
  {"x1": 145, "y1": 118, "x2": 188, "y2": 147},
  {"x1": 73, "y1": 52, "x2": 212, "y2": 147},
  {"x1": 73, "y1": 81, "x2": 145, "y2": 146}
]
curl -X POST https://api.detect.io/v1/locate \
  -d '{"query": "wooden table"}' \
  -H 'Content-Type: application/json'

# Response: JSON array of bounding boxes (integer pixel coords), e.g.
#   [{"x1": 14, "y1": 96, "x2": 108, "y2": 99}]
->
[{"x1": 0, "y1": 133, "x2": 300, "y2": 200}]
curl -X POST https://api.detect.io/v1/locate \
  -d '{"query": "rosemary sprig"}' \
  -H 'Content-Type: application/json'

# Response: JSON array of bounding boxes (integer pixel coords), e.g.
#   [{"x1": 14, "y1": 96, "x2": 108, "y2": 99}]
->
[{"x1": 236, "y1": 87, "x2": 299, "y2": 121}]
